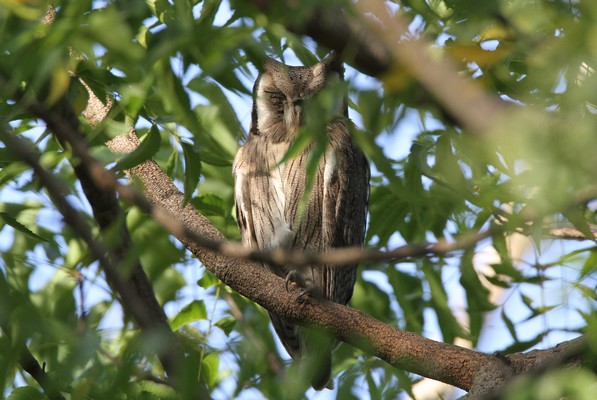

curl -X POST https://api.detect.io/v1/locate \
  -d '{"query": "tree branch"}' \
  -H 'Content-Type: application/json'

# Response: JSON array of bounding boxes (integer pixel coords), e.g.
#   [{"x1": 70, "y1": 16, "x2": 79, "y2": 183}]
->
[
  {"x1": 547, "y1": 227, "x2": 597, "y2": 241},
  {"x1": 70, "y1": 138, "x2": 496, "y2": 267},
  {"x1": 247, "y1": 0, "x2": 511, "y2": 134},
  {"x1": 103, "y1": 129, "x2": 576, "y2": 393},
  {"x1": 67, "y1": 73, "x2": 585, "y2": 394},
  {"x1": 466, "y1": 336, "x2": 587, "y2": 399},
  {"x1": 17, "y1": 346, "x2": 66, "y2": 400},
  {"x1": 1, "y1": 105, "x2": 207, "y2": 398}
]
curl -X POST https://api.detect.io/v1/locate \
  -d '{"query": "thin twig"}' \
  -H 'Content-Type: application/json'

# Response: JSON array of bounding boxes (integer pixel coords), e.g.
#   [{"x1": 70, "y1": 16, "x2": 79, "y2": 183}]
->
[
  {"x1": 62, "y1": 128, "x2": 497, "y2": 267},
  {"x1": 354, "y1": 0, "x2": 507, "y2": 136},
  {"x1": 18, "y1": 346, "x2": 66, "y2": 400},
  {"x1": 548, "y1": 227, "x2": 596, "y2": 241}
]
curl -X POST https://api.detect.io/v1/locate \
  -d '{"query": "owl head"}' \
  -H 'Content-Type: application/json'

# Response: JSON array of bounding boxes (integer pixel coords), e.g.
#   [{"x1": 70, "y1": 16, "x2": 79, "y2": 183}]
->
[{"x1": 250, "y1": 53, "x2": 345, "y2": 142}]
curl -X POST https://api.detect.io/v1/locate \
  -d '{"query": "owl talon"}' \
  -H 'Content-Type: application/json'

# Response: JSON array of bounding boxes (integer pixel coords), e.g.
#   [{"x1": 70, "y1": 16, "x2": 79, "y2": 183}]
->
[
  {"x1": 285, "y1": 271, "x2": 316, "y2": 303},
  {"x1": 285, "y1": 270, "x2": 305, "y2": 292},
  {"x1": 296, "y1": 289, "x2": 311, "y2": 304}
]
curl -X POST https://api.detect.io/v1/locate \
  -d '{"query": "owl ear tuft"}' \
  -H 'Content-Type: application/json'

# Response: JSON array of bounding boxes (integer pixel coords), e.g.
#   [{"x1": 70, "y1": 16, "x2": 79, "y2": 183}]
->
[{"x1": 263, "y1": 57, "x2": 284, "y2": 73}]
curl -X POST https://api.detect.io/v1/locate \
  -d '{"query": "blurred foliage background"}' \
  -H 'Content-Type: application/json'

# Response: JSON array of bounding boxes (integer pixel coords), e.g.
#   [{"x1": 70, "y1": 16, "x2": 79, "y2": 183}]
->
[{"x1": 1, "y1": 0, "x2": 597, "y2": 399}]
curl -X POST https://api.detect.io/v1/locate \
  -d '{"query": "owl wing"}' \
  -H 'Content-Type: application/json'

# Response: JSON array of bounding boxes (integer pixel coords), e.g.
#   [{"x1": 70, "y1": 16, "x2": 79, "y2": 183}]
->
[
  {"x1": 276, "y1": 120, "x2": 368, "y2": 389},
  {"x1": 284, "y1": 120, "x2": 369, "y2": 305},
  {"x1": 233, "y1": 135, "x2": 305, "y2": 359},
  {"x1": 321, "y1": 120, "x2": 370, "y2": 304},
  {"x1": 233, "y1": 136, "x2": 293, "y2": 256}
]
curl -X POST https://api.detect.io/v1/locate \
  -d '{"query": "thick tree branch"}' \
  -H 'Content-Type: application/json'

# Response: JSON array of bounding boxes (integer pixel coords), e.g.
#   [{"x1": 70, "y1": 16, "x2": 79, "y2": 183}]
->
[
  {"x1": 100, "y1": 131, "x2": 488, "y2": 390},
  {"x1": 103, "y1": 131, "x2": 590, "y2": 393},
  {"x1": 466, "y1": 336, "x2": 587, "y2": 399},
  {"x1": 247, "y1": 0, "x2": 511, "y2": 136}
]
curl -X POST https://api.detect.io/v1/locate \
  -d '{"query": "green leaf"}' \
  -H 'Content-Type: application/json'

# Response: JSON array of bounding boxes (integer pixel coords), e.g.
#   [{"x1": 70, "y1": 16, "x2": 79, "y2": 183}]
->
[
  {"x1": 181, "y1": 141, "x2": 202, "y2": 205},
  {"x1": 112, "y1": 125, "x2": 161, "y2": 171},
  {"x1": 197, "y1": 0, "x2": 222, "y2": 25},
  {"x1": 194, "y1": 104, "x2": 238, "y2": 163},
  {"x1": 501, "y1": 309, "x2": 519, "y2": 342},
  {"x1": 575, "y1": 283, "x2": 597, "y2": 301},
  {"x1": 460, "y1": 250, "x2": 494, "y2": 343},
  {"x1": 498, "y1": 331, "x2": 546, "y2": 354},
  {"x1": 154, "y1": 60, "x2": 203, "y2": 135},
  {"x1": 214, "y1": 316, "x2": 236, "y2": 336},
  {"x1": 191, "y1": 194, "x2": 227, "y2": 217},
  {"x1": 278, "y1": 126, "x2": 315, "y2": 164},
  {"x1": 0, "y1": 212, "x2": 50, "y2": 242},
  {"x1": 152, "y1": 268, "x2": 186, "y2": 305},
  {"x1": 520, "y1": 293, "x2": 535, "y2": 313},
  {"x1": 352, "y1": 277, "x2": 394, "y2": 323},
  {"x1": 387, "y1": 269, "x2": 424, "y2": 333},
  {"x1": 186, "y1": 79, "x2": 243, "y2": 142},
  {"x1": 201, "y1": 352, "x2": 220, "y2": 388},
  {"x1": 197, "y1": 271, "x2": 219, "y2": 288},
  {"x1": 7, "y1": 386, "x2": 44, "y2": 400},
  {"x1": 423, "y1": 262, "x2": 467, "y2": 343},
  {"x1": 170, "y1": 300, "x2": 208, "y2": 330},
  {"x1": 137, "y1": 380, "x2": 177, "y2": 400}
]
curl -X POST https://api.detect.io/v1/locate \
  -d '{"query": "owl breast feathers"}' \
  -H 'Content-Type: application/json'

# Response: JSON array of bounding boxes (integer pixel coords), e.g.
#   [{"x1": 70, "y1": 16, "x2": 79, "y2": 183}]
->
[{"x1": 232, "y1": 53, "x2": 370, "y2": 390}]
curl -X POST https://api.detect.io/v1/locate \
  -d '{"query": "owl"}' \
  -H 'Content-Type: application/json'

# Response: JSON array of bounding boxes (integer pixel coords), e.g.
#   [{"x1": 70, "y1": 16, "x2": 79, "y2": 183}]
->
[{"x1": 233, "y1": 53, "x2": 370, "y2": 390}]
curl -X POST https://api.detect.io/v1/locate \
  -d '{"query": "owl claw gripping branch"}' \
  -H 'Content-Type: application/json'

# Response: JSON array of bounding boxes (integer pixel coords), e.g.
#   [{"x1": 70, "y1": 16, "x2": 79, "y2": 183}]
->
[
  {"x1": 232, "y1": 52, "x2": 370, "y2": 391},
  {"x1": 284, "y1": 269, "x2": 312, "y2": 304}
]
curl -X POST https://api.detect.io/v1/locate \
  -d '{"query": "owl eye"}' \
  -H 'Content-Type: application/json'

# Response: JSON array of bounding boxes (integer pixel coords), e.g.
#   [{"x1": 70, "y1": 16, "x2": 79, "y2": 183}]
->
[{"x1": 264, "y1": 90, "x2": 285, "y2": 104}]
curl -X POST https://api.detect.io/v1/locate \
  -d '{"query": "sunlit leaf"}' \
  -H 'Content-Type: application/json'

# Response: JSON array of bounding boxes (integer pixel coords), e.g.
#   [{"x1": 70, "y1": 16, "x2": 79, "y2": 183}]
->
[
  {"x1": 201, "y1": 352, "x2": 220, "y2": 388},
  {"x1": 197, "y1": 271, "x2": 219, "y2": 288},
  {"x1": 214, "y1": 316, "x2": 236, "y2": 336},
  {"x1": 501, "y1": 309, "x2": 518, "y2": 342},
  {"x1": 0, "y1": 212, "x2": 49, "y2": 242},
  {"x1": 170, "y1": 300, "x2": 208, "y2": 331}
]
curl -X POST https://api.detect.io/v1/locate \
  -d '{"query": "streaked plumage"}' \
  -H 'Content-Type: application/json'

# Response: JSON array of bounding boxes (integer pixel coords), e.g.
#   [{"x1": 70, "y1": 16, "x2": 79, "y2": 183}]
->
[{"x1": 233, "y1": 54, "x2": 369, "y2": 390}]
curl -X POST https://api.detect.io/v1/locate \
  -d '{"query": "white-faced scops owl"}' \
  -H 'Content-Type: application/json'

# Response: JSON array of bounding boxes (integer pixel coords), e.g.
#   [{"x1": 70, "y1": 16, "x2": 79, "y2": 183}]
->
[{"x1": 232, "y1": 53, "x2": 370, "y2": 390}]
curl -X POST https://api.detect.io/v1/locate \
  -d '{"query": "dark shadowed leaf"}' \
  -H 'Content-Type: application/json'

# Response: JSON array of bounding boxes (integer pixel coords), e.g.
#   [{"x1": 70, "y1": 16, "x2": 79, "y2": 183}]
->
[
  {"x1": 113, "y1": 125, "x2": 161, "y2": 171},
  {"x1": 181, "y1": 140, "x2": 202, "y2": 204}
]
